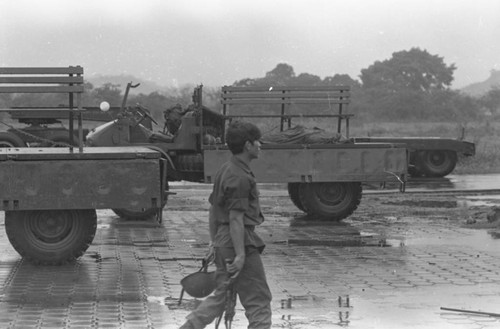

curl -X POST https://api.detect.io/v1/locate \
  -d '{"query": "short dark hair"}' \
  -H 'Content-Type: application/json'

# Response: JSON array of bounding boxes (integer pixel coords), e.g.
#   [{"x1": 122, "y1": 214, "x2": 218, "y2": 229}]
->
[{"x1": 226, "y1": 121, "x2": 262, "y2": 154}]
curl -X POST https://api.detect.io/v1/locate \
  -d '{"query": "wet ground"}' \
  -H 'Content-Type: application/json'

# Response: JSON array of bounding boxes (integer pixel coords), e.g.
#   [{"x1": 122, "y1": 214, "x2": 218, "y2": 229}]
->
[{"x1": 1, "y1": 175, "x2": 500, "y2": 328}]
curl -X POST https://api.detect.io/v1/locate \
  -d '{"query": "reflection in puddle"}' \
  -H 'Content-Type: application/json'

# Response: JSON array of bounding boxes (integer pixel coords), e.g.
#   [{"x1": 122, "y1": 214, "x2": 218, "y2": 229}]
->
[
  {"x1": 285, "y1": 236, "x2": 394, "y2": 248},
  {"x1": 147, "y1": 296, "x2": 166, "y2": 305},
  {"x1": 278, "y1": 295, "x2": 352, "y2": 328},
  {"x1": 162, "y1": 296, "x2": 201, "y2": 311}
]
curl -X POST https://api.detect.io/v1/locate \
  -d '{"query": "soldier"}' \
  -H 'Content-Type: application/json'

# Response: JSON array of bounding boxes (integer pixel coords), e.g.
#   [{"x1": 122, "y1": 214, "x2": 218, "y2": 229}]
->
[{"x1": 180, "y1": 121, "x2": 272, "y2": 329}]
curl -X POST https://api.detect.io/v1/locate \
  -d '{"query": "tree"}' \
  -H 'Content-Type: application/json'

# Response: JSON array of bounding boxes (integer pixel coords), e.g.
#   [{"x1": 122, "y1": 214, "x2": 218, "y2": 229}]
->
[
  {"x1": 357, "y1": 48, "x2": 461, "y2": 120},
  {"x1": 322, "y1": 74, "x2": 361, "y2": 89},
  {"x1": 294, "y1": 73, "x2": 322, "y2": 86},
  {"x1": 232, "y1": 63, "x2": 296, "y2": 87},
  {"x1": 360, "y1": 48, "x2": 456, "y2": 93},
  {"x1": 91, "y1": 83, "x2": 123, "y2": 106},
  {"x1": 479, "y1": 87, "x2": 500, "y2": 115},
  {"x1": 232, "y1": 78, "x2": 256, "y2": 87},
  {"x1": 265, "y1": 63, "x2": 295, "y2": 81}
]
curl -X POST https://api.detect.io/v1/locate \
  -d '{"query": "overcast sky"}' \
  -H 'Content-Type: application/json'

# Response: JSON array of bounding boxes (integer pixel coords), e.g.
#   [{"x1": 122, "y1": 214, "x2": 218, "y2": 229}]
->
[{"x1": 1, "y1": 0, "x2": 498, "y2": 89}]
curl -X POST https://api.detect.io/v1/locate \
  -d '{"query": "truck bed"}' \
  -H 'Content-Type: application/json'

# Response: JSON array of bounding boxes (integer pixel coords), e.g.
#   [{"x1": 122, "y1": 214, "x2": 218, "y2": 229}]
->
[
  {"x1": 203, "y1": 142, "x2": 407, "y2": 184},
  {"x1": 0, "y1": 147, "x2": 162, "y2": 211}
]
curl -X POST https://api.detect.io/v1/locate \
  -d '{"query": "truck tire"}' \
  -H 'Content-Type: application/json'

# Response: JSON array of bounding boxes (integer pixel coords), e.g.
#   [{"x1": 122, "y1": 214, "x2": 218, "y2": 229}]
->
[
  {"x1": 298, "y1": 182, "x2": 362, "y2": 220},
  {"x1": 0, "y1": 132, "x2": 26, "y2": 147},
  {"x1": 112, "y1": 182, "x2": 169, "y2": 220},
  {"x1": 112, "y1": 208, "x2": 159, "y2": 221},
  {"x1": 5, "y1": 209, "x2": 97, "y2": 265},
  {"x1": 417, "y1": 150, "x2": 457, "y2": 177},
  {"x1": 287, "y1": 183, "x2": 306, "y2": 212}
]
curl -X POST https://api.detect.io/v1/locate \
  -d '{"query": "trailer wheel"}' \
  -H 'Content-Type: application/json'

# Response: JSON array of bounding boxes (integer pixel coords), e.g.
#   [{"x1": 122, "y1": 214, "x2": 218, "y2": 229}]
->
[
  {"x1": 418, "y1": 150, "x2": 457, "y2": 177},
  {"x1": 0, "y1": 132, "x2": 26, "y2": 147},
  {"x1": 298, "y1": 182, "x2": 362, "y2": 220},
  {"x1": 5, "y1": 209, "x2": 97, "y2": 265},
  {"x1": 287, "y1": 183, "x2": 306, "y2": 212}
]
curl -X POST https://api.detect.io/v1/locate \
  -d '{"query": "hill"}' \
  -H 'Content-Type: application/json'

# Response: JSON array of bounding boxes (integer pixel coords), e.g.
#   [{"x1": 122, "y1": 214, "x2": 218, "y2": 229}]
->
[{"x1": 461, "y1": 70, "x2": 500, "y2": 96}]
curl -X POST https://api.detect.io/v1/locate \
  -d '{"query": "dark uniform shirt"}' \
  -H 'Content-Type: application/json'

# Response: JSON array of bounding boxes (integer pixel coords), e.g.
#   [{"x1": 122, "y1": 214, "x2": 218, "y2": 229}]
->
[{"x1": 209, "y1": 156, "x2": 265, "y2": 249}]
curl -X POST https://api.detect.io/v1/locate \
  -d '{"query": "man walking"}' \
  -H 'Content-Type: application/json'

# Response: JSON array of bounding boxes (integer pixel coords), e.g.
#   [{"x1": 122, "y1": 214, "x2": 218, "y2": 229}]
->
[{"x1": 180, "y1": 121, "x2": 272, "y2": 329}]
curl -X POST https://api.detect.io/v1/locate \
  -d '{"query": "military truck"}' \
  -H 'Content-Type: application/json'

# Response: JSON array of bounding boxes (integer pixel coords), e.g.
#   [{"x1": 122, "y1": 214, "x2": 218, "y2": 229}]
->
[
  {"x1": 1, "y1": 80, "x2": 473, "y2": 178},
  {"x1": 0, "y1": 67, "x2": 168, "y2": 265},
  {"x1": 87, "y1": 84, "x2": 408, "y2": 220}
]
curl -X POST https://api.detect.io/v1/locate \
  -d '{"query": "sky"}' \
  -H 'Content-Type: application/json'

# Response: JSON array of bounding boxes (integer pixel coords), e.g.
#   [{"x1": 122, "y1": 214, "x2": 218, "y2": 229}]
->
[{"x1": 0, "y1": 0, "x2": 499, "y2": 89}]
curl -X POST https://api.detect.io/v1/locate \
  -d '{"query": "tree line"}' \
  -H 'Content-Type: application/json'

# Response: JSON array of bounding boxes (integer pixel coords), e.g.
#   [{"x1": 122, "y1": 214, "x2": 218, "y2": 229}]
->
[{"x1": 1, "y1": 47, "x2": 498, "y2": 123}]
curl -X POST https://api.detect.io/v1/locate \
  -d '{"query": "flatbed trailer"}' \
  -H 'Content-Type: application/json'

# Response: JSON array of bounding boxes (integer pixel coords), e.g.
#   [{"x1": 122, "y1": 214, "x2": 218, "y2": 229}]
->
[
  {"x1": 353, "y1": 137, "x2": 475, "y2": 177},
  {"x1": 205, "y1": 85, "x2": 408, "y2": 219},
  {"x1": 0, "y1": 67, "x2": 166, "y2": 264}
]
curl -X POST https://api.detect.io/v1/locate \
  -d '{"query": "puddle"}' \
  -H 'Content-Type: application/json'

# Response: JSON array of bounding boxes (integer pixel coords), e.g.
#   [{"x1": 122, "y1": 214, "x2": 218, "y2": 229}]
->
[
  {"x1": 147, "y1": 296, "x2": 199, "y2": 310},
  {"x1": 147, "y1": 296, "x2": 167, "y2": 305},
  {"x1": 162, "y1": 296, "x2": 201, "y2": 311},
  {"x1": 276, "y1": 295, "x2": 352, "y2": 328},
  {"x1": 392, "y1": 229, "x2": 500, "y2": 251},
  {"x1": 383, "y1": 200, "x2": 457, "y2": 208},
  {"x1": 350, "y1": 284, "x2": 500, "y2": 329},
  {"x1": 282, "y1": 226, "x2": 500, "y2": 250},
  {"x1": 458, "y1": 195, "x2": 500, "y2": 208},
  {"x1": 285, "y1": 235, "x2": 390, "y2": 248}
]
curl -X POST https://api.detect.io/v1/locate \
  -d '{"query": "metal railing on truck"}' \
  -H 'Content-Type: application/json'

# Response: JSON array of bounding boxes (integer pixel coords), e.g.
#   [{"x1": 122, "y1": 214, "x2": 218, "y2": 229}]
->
[
  {"x1": 220, "y1": 85, "x2": 353, "y2": 143},
  {"x1": 0, "y1": 66, "x2": 85, "y2": 151}
]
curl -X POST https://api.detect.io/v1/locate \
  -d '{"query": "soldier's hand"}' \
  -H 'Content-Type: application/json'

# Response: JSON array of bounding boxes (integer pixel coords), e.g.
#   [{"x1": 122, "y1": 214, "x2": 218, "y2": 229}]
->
[{"x1": 226, "y1": 255, "x2": 245, "y2": 278}]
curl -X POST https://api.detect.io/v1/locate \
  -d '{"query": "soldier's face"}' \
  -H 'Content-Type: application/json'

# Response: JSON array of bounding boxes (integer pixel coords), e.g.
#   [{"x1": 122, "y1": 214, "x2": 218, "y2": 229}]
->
[{"x1": 247, "y1": 140, "x2": 261, "y2": 160}]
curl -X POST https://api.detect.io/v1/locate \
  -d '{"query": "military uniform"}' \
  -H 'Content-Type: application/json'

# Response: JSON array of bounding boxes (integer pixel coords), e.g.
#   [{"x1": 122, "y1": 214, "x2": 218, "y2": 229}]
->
[{"x1": 182, "y1": 156, "x2": 272, "y2": 329}]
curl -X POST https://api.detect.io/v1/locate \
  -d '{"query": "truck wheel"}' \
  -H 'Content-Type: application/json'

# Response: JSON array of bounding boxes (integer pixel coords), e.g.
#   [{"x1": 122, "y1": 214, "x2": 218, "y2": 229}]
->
[
  {"x1": 5, "y1": 209, "x2": 97, "y2": 265},
  {"x1": 287, "y1": 183, "x2": 306, "y2": 212},
  {"x1": 112, "y1": 208, "x2": 159, "y2": 221},
  {"x1": 418, "y1": 150, "x2": 457, "y2": 177},
  {"x1": 298, "y1": 182, "x2": 362, "y2": 220},
  {"x1": 112, "y1": 182, "x2": 169, "y2": 220},
  {"x1": 0, "y1": 132, "x2": 26, "y2": 147}
]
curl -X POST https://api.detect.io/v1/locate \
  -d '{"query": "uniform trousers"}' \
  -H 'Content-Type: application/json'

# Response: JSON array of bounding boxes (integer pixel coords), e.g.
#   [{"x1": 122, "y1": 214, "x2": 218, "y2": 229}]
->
[{"x1": 183, "y1": 246, "x2": 272, "y2": 329}]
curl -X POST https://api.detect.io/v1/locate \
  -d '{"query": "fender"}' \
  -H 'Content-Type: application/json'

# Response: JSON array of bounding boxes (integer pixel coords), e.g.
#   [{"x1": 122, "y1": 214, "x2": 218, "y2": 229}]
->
[{"x1": 144, "y1": 145, "x2": 184, "y2": 182}]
